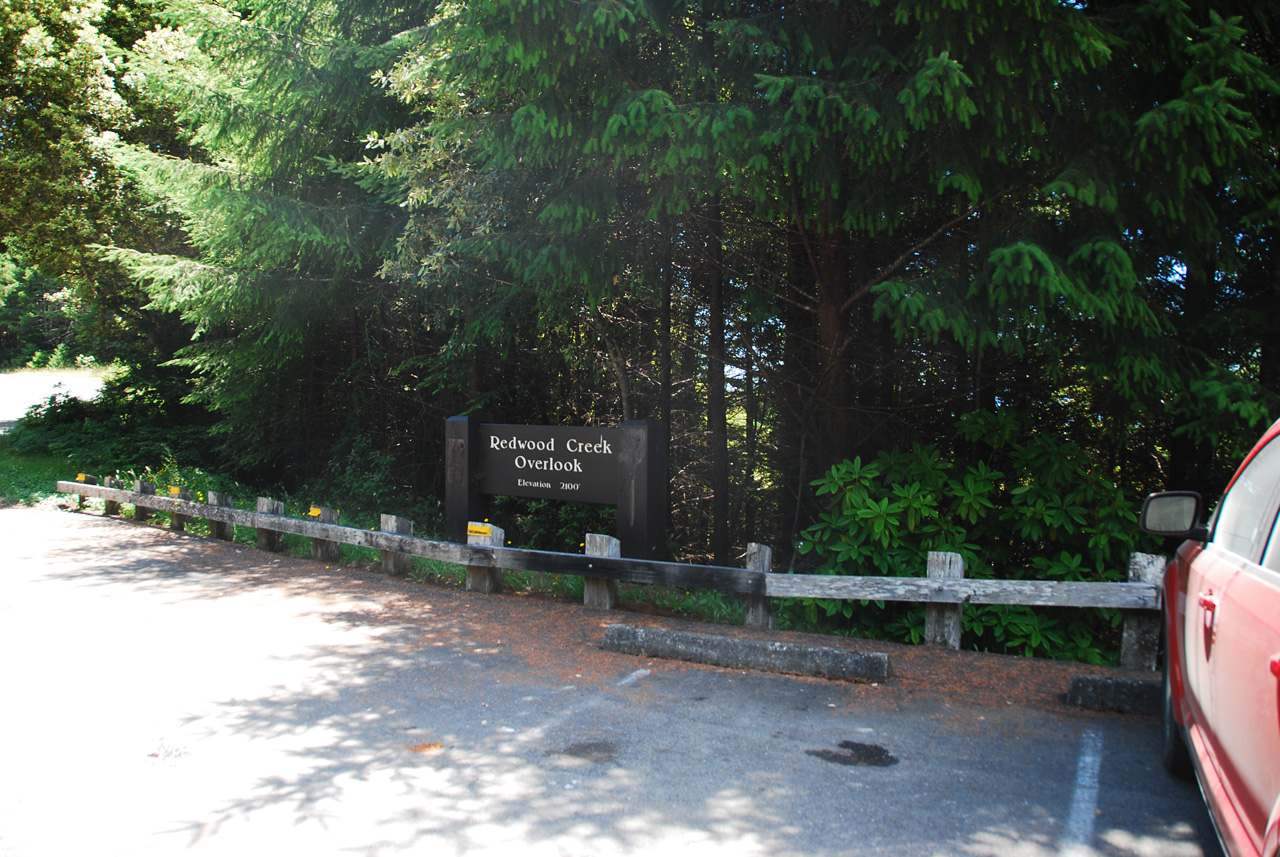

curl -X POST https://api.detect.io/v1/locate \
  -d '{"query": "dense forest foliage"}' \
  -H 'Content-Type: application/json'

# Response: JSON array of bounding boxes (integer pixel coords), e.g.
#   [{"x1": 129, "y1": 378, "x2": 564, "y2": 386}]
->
[{"x1": 5, "y1": 0, "x2": 1279, "y2": 656}]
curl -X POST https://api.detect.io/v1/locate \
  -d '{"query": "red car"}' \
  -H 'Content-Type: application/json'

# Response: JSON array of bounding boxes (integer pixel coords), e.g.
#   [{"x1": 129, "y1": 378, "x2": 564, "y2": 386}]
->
[{"x1": 1141, "y1": 418, "x2": 1280, "y2": 857}]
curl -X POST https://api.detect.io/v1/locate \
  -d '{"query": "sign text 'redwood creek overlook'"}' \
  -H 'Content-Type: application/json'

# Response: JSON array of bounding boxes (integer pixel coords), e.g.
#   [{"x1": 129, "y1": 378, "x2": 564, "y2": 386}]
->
[
  {"x1": 446, "y1": 416, "x2": 667, "y2": 558},
  {"x1": 479, "y1": 424, "x2": 618, "y2": 504}
]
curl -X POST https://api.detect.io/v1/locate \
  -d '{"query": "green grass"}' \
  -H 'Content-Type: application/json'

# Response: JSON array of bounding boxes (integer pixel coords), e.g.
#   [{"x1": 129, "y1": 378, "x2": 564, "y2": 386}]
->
[
  {"x1": 408, "y1": 557, "x2": 467, "y2": 585},
  {"x1": 623, "y1": 583, "x2": 746, "y2": 625},
  {"x1": 0, "y1": 436, "x2": 72, "y2": 506}
]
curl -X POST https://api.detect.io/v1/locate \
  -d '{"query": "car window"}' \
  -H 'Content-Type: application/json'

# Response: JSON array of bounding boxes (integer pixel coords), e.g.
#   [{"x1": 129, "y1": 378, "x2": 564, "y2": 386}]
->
[
  {"x1": 1264, "y1": 526, "x2": 1280, "y2": 573},
  {"x1": 1261, "y1": 462, "x2": 1280, "y2": 572},
  {"x1": 1213, "y1": 436, "x2": 1280, "y2": 561}
]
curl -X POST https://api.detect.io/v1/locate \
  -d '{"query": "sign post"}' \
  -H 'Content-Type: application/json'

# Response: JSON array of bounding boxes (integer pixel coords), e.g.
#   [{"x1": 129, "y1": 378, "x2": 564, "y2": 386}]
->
[
  {"x1": 445, "y1": 417, "x2": 667, "y2": 559},
  {"x1": 444, "y1": 416, "x2": 484, "y2": 544},
  {"x1": 616, "y1": 420, "x2": 667, "y2": 560}
]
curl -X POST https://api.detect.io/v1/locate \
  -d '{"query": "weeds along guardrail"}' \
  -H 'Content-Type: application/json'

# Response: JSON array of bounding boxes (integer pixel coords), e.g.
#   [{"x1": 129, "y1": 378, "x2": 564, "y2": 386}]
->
[{"x1": 57, "y1": 476, "x2": 1164, "y2": 668}]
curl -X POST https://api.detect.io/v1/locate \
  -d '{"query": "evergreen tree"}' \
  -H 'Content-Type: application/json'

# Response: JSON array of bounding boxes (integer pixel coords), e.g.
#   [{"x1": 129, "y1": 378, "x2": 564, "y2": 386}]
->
[
  {"x1": 377, "y1": 0, "x2": 1280, "y2": 550},
  {"x1": 1, "y1": 0, "x2": 129, "y2": 270},
  {"x1": 99, "y1": 0, "x2": 436, "y2": 480},
  {"x1": 0, "y1": 0, "x2": 187, "y2": 367},
  {"x1": 89, "y1": 0, "x2": 1280, "y2": 564}
]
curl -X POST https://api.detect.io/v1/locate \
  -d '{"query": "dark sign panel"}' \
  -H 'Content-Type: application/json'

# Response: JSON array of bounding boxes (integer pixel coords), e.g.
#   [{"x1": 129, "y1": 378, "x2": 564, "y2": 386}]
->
[{"x1": 478, "y1": 424, "x2": 619, "y2": 505}]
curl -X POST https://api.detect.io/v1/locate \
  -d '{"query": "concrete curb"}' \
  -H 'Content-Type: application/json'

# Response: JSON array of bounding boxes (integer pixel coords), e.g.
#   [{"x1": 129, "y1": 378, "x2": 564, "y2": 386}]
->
[
  {"x1": 1066, "y1": 674, "x2": 1160, "y2": 715},
  {"x1": 602, "y1": 624, "x2": 892, "y2": 682}
]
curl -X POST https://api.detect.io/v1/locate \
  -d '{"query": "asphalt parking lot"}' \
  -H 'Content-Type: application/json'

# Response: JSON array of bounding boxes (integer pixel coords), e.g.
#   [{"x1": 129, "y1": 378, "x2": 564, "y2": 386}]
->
[
  {"x1": 0, "y1": 369, "x2": 105, "y2": 433},
  {"x1": 0, "y1": 504, "x2": 1221, "y2": 856}
]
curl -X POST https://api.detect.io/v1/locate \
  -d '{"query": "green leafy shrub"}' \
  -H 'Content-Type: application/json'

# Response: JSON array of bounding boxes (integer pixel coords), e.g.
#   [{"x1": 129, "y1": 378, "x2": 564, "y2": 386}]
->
[
  {"x1": 9, "y1": 367, "x2": 216, "y2": 471},
  {"x1": 307, "y1": 436, "x2": 401, "y2": 517},
  {"x1": 785, "y1": 411, "x2": 1148, "y2": 663}
]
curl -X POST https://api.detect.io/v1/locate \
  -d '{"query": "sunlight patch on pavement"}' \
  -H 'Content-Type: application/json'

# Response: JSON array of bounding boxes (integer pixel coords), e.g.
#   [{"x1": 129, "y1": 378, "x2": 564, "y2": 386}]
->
[{"x1": 1100, "y1": 826, "x2": 1211, "y2": 856}]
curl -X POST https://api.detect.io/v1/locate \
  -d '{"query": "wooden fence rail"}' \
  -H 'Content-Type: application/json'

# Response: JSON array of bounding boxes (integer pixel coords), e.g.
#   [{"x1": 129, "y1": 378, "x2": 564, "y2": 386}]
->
[
  {"x1": 57, "y1": 480, "x2": 766, "y2": 593},
  {"x1": 57, "y1": 478, "x2": 1164, "y2": 666},
  {"x1": 765, "y1": 572, "x2": 1158, "y2": 609}
]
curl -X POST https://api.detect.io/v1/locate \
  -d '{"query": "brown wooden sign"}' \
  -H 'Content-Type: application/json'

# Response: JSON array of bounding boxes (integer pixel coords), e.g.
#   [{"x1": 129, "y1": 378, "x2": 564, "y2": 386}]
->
[
  {"x1": 477, "y1": 424, "x2": 618, "y2": 505},
  {"x1": 445, "y1": 416, "x2": 667, "y2": 559}
]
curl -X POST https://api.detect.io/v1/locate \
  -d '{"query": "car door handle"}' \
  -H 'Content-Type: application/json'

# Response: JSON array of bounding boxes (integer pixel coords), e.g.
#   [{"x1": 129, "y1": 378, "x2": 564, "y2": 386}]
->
[{"x1": 1198, "y1": 592, "x2": 1219, "y2": 611}]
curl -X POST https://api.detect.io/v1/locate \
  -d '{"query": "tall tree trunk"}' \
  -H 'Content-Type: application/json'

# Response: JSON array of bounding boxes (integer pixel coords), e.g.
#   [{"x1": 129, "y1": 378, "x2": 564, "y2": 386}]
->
[
  {"x1": 598, "y1": 318, "x2": 633, "y2": 421},
  {"x1": 1261, "y1": 225, "x2": 1280, "y2": 397},
  {"x1": 811, "y1": 227, "x2": 854, "y2": 467},
  {"x1": 707, "y1": 205, "x2": 730, "y2": 564},
  {"x1": 779, "y1": 229, "x2": 819, "y2": 562},
  {"x1": 1167, "y1": 258, "x2": 1222, "y2": 498},
  {"x1": 743, "y1": 313, "x2": 758, "y2": 542},
  {"x1": 660, "y1": 235, "x2": 673, "y2": 430}
]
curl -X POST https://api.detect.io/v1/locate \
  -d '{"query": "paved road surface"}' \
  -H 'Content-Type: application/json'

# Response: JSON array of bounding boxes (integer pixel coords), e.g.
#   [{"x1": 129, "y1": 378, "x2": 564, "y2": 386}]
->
[
  {"x1": 0, "y1": 369, "x2": 105, "y2": 432},
  {"x1": 0, "y1": 505, "x2": 1222, "y2": 856}
]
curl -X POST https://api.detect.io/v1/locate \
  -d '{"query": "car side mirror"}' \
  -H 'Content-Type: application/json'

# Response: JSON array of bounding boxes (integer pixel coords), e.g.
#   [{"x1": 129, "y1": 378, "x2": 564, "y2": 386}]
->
[{"x1": 1140, "y1": 491, "x2": 1208, "y2": 541}]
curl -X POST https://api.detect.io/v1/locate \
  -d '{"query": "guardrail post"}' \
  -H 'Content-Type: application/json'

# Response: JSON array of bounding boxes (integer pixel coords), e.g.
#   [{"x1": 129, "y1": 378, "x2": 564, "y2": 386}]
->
[
  {"x1": 743, "y1": 542, "x2": 775, "y2": 628},
  {"x1": 380, "y1": 514, "x2": 414, "y2": 576},
  {"x1": 73, "y1": 474, "x2": 97, "y2": 509},
  {"x1": 1120, "y1": 552, "x2": 1165, "y2": 671},
  {"x1": 134, "y1": 481, "x2": 155, "y2": 522},
  {"x1": 584, "y1": 533, "x2": 621, "y2": 609},
  {"x1": 924, "y1": 551, "x2": 965, "y2": 649},
  {"x1": 207, "y1": 491, "x2": 234, "y2": 541},
  {"x1": 307, "y1": 505, "x2": 341, "y2": 562},
  {"x1": 168, "y1": 486, "x2": 192, "y2": 532},
  {"x1": 102, "y1": 477, "x2": 122, "y2": 516},
  {"x1": 465, "y1": 522, "x2": 504, "y2": 593},
  {"x1": 256, "y1": 497, "x2": 285, "y2": 553}
]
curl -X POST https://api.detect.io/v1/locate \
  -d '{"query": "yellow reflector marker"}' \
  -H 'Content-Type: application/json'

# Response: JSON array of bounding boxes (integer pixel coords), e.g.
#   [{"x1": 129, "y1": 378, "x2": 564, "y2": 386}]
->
[
  {"x1": 169, "y1": 486, "x2": 181, "y2": 496},
  {"x1": 308, "y1": 506, "x2": 322, "y2": 517},
  {"x1": 467, "y1": 523, "x2": 493, "y2": 538},
  {"x1": 75, "y1": 473, "x2": 86, "y2": 482}
]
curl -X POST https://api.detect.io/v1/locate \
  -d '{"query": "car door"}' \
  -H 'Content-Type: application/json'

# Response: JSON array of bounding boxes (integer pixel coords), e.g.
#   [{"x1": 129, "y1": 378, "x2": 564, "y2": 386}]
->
[
  {"x1": 1182, "y1": 526, "x2": 1245, "y2": 760},
  {"x1": 1206, "y1": 498, "x2": 1280, "y2": 857},
  {"x1": 1189, "y1": 434, "x2": 1280, "y2": 857}
]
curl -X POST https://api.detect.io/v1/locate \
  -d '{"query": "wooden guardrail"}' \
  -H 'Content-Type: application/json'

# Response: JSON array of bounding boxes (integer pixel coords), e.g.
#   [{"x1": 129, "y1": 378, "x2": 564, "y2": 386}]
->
[
  {"x1": 57, "y1": 477, "x2": 1164, "y2": 667},
  {"x1": 58, "y1": 478, "x2": 766, "y2": 592}
]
